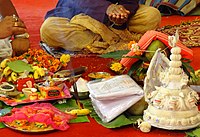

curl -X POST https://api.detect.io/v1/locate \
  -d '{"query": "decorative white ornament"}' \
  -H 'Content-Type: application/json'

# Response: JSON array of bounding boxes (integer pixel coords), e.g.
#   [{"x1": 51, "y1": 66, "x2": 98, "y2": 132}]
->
[{"x1": 143, "y1": 31, "x2": 200, "y2": 130}]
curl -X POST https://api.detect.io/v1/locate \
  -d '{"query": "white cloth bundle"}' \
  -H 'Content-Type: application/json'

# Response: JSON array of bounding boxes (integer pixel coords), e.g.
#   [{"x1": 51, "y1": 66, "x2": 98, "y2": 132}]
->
[{"x1": 87, "y1": 75, "x2": 144, "y2": 122}]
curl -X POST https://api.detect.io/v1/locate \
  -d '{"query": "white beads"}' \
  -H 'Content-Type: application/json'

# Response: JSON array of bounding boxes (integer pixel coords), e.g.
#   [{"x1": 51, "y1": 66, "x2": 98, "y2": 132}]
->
[
  {"x1": 171, "y1": 46, "x2": 181, "y2": 54},
  {"x1": 170, "y1": 54, "x2": 182, "y2": 61},
  {"x1": 169, "y1": 61, "x2": 182, "y2": 68}
]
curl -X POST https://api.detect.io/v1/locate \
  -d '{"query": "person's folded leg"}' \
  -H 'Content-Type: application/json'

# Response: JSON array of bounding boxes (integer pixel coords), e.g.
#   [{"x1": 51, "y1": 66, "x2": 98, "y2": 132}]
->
[
  {"x1": 40, "y1": 17, "x2": 97, "y2": 51},
  {"x1": 128, "y1": 4, "x2": 161, "y2": 34}
]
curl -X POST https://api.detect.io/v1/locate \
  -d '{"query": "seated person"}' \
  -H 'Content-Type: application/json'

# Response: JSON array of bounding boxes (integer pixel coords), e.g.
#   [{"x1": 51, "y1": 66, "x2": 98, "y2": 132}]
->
[
  {"x1": 40, "y1": 0, "x2": 161, "y2": 54},
  {"x1": 0, "y1": 0, "x2": 30, "y2": 58}
]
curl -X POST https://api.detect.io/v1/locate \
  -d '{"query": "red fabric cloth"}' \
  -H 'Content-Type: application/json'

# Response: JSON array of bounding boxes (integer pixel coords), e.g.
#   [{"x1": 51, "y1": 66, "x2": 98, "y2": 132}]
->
[{"x1": 1, "y1": 1, "x2": 199, "y2": 137}]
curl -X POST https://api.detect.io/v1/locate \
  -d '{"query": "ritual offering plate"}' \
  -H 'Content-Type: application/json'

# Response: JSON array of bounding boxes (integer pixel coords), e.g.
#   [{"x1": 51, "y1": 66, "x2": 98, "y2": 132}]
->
[
  {"x1": 0, "y1": 83, "x2": 72, "y2": 106},
  {"x1": 0, "y1": 103, "x2": 75, "y2": 132},
  {"x1": 3, "y1": 122, "x2": 54, "y2": 133}
]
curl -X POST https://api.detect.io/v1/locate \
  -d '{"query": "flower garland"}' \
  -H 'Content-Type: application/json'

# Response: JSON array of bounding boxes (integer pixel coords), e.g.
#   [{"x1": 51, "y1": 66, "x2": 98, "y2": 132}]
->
[{"x1": 11, "y1": 49, "x2": 71, "y2": 73}]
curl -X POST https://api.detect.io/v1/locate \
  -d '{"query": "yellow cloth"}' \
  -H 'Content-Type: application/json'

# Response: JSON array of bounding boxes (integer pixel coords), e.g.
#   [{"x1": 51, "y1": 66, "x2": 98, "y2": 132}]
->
[{"x1": 40, "y1": 5, "x2": 161, "y2": 54}]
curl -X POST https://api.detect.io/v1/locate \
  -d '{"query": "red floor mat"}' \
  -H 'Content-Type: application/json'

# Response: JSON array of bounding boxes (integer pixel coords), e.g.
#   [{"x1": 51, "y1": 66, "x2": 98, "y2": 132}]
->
[
  {"x1": 11, "y1": 0, "x2": 57, "y2": 49},
  {"x1": 1, "y1": 1, "x2": 200, "y2": 137}
]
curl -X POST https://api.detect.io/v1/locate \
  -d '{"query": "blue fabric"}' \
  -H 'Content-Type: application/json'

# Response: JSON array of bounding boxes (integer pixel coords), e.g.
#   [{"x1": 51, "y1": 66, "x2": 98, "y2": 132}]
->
[
  {"x1": 45, "y1": 0, "x2": 139, "y2": 23},
  {"x1": 152, "y1": 0, "x2": 162, "y2": 6},
  {"x1": 178, "y1": 0, "x2": 191, "y2": 11},
  {"x1": 169, "y1": 0, "x2": 178, "y2": 4}
]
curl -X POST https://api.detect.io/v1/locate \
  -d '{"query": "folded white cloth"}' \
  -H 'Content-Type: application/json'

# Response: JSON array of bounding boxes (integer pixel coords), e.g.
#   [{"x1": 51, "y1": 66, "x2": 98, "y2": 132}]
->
[
  {"x1": 90, "y1": 94, "x2": 143, "y2": 123},
  {"x1": 87, "y1": 75, "x2": 144, "y2": 122},
  {"x1": 87, "y1": 75, "x2": 143, "y2": 100}
]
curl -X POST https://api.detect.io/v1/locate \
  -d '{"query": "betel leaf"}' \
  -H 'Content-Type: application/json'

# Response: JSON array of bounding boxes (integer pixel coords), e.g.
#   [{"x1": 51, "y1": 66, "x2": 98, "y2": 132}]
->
[
  {"x1": 7, "y1": 60, "x2": 33, "y2": 73},
  {"x1": 99, "y1": 50, "x2": 130, "y2": 59}
]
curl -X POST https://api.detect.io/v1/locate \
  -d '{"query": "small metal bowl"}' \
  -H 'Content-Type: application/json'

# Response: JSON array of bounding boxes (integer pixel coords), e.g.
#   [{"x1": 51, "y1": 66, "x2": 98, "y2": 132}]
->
[
  {"x1": 88, "y1": 72, "x2": 111, "y2": 80},
  {"x1": 0, "y1": 82, "x2": 15, "y2": 92}
]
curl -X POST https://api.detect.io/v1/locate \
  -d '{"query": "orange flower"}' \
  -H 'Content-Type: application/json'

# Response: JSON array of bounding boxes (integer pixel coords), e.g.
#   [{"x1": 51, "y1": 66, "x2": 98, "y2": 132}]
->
[
  {"x1": 10, "y1": 48, "x2": 63, "y2": 72},
  {"x1": 128, "y1": 41, "x2": 136, "y2": 49}
]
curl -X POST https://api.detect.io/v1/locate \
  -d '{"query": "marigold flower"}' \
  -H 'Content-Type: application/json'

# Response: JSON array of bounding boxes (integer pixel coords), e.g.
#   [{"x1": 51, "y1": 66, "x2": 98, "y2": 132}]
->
[
  {"x1": 128, "y1": 41, "x2": 136, "y2": 49},
  {"x1": 110, "y1": 62, "x2": 123, "y2": 72},
  {"x1": 60, "y1": 54, "x2": 70, "y2": 64},
  {"x1": 10, "y1": 48, "x2": 63, "y2": 72}
]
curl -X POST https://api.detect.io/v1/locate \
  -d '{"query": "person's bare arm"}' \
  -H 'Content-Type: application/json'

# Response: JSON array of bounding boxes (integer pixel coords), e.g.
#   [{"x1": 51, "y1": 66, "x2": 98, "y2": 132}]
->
[
  {"x1": 0, "y1": 0, "x2": 18, "y2": 17},
  {"x1": 106, "y1": 4, "x2": 130, "y2": 25},
  {"x1": 106, "y1": 0, "x2": 139, "y2": 29},
  {"x1": 0, "y1": 0, "x2": 30, "y2": 56}
]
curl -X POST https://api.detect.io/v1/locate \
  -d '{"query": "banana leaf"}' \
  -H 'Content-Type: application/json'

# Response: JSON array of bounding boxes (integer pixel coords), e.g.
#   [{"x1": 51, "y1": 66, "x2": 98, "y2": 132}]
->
[
  {"x1": 0, "y1": 122, "x2": 5, "y2": 128},
  {"x1": 186, "y1": 127, "x2": 200, "y2": 137},
  {"x1": 81, "y1": 99, "x2": 142, "y2": 128},
  {"x1": 53, "y1": 99, "x2": 90, "y2": 123}
]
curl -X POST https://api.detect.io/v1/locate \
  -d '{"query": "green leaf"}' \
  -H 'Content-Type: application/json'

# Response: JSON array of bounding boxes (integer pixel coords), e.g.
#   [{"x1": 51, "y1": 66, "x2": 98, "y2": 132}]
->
[
  {"x1": 53, "y1": 99, "x2": 90, "y2": 123},
  {"x1": 7, "y1": 60, "x2": 33, "y2": 73},
  {"x1": 0, "y1": 122, "x2": 6, "y2": 128},
  {"x1": 192, "y1": 128, "x2": 200, "y2": 137},
  {"x1": 69, "y1": 115, "x2": 90, "y2": 123},
  {"x1": 0, "y1": 101, "x2": 3, "y2": 108},
  {"x1": 53, "y1": 99, "x2": 78, "y2": 111},
  {"x1": 185, "y1": 132, "x2": 195, "y2": 137},
  {"x1": 99, "y1": 50, "x2": 130, "y2": 59},
  {"x1": 125, "y1": 55, "x2": 148, "y2": 62},
  {"x1": 185, "y1": 128, "x2": 200, "y2": 137},
  {"x1": 182, "y1": 61, "x2": 195, "y2": 79},
  {"x1": 182, "y1": 61, "x2": 194, "y2": 72},
  {"x1": 127, "y1": 60, "x2": 143, "y2": 76},
  {"x1": 182, "y1": 58, "x2": 192, "y2": 63}
]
